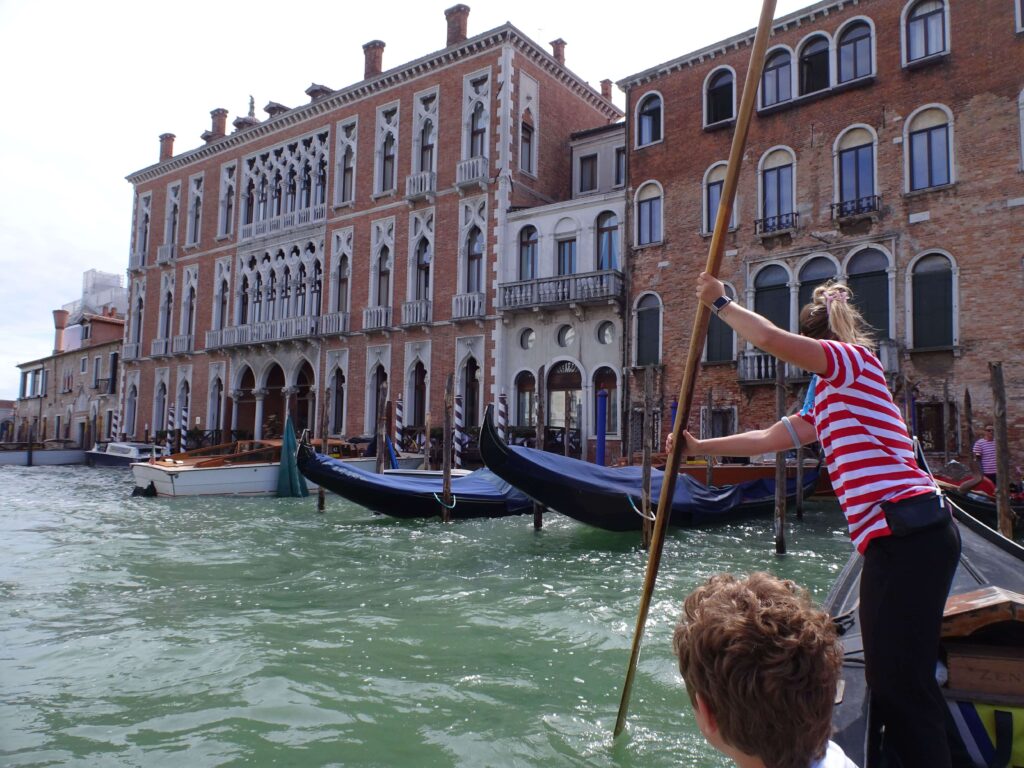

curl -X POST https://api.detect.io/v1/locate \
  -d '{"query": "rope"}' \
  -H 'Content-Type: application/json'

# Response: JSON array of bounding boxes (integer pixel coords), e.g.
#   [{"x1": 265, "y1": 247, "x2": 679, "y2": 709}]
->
[
  {"x1": 433, "y1": 492, "x2": 458, "y2": 510},
  {"x1": 627, "y1": 494, "x2": 656, "y2": 522}
]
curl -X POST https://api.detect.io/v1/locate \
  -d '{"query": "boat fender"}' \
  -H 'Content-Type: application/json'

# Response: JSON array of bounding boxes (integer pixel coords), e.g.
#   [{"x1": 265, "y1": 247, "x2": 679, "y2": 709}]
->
[{"x1": 433, "y1": 492, "x2": 457, "y2": 510}]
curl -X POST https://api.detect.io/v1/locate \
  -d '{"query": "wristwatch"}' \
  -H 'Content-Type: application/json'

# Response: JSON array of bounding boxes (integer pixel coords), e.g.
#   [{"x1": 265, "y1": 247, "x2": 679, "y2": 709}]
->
[{"x1": 712, "y1": 295, "x2": 732, "y2": 315}]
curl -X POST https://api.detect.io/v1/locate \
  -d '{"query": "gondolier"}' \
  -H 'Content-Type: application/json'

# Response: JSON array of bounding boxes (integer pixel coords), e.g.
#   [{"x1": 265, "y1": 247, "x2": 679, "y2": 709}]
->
[
  {"x1": 684, "y1": 274, "x2": 961, "y2": 768},
  {"x1": 972, "y1": 425, "x2": 998, "y2": 486}
]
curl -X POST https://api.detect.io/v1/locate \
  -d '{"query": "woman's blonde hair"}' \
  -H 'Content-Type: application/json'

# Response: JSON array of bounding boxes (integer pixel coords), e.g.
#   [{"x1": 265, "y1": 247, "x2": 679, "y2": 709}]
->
[{"x1": 798, "y1": 280, "x2": 876, "y2": 350}]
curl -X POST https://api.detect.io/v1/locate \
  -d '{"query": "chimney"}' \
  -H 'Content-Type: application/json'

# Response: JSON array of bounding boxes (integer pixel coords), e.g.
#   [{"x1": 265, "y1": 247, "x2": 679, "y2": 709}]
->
[
  {"x1": 601, "y1": 79, "x2": 613, "y2": 101},
  {"x1": 201, "y1": 108, "x2": 228, "y2": 143},
  {"x1": 550, "y1": 38, "x2": 566, "y2": 66},
  {"x1": 264, "y1": 101, "x2": 291, "y2": 116},
  {"x1": 363, "y1": 40, "x2": 385, "y2": 79},
  {"x1": 52, "y1": 309, "x2": 69, "y2": 354},
  {"x1": 158, "y1": 133, "x2": 175, "y2": 162},
  {"x1": 445, "y1": 4, "x2": 470, "y2": 46},
  {"x1": 304, "y1": 84, "x2": 333, "y2": 103}
]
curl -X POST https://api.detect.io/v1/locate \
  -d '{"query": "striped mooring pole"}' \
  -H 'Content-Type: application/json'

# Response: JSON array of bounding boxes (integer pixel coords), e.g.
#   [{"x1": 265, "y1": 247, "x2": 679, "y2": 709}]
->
[
  {"x1": 497, "y1": 392, "x2": 508, "y2": 444},
  {"x1": 394, "y1": 393, "x2": 404, "y2": 448},
  {"x1": 165, "y1": 404, "x2": 175, "y2": 455},
  {"x1": 454, "y1": 394, "x2": 464, "y2": 469},
  {"x1": 180, "y1": 402, "x2": 189, "y2": 452}
]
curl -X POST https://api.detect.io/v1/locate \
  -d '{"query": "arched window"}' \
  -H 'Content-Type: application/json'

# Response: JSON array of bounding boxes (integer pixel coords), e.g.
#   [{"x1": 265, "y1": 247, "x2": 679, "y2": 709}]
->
[
  {"x1": 593, "y1": 366, "x2": 618, "y2": 434},
  {"x1": 381, "y1": 133, "x2": 396, "y2": 193},
  {"x1": 239, "y1": 276, "x2": 249, "y2": 325},
  {"x1": 332, "y1": 369, "x2": 346, "y2": 434},
  {"x1": 253, "y1": 273, "x2": 263, "y2": 323},
  {"x1": 911, "y1": 253, "x2": 954, "y2": 348},
  {"x1": 162, "y1": 291, "x2": 173, "y2": 338},
  {"x1": 637, "y1": 93, "x2": 662, "y2": 146},
  {"x1": 704, "y1": 163, "x2": 734, "y2": 233},
  {"x1": 515, "y1": 371, "x2": 536, "y2": 428},
  {"x1": 296, "y1": 264, "x2": 307, "y2": 317},
  {"x1": 312, "y1": 261, "x2": 323, "y2": 316},
  {"x1": 415, "y1": 238, "x2": 431, "y2": 301},
  {"x1": 596, "y1": 212, "x2": 618, "y2": 271},
  {"x1": 336, "y1": 255, "x2": 349, "y2": 313},
  {"x1": 762, "y1": 50, "x2": 792, "y2": 107},
  {"x1": 125, "y1": 384, "x2": 138, "y2": 438},
  {"x1": 466, "y1": 226, "x2": 483, "y2": 293},
  {"x1": 370, "y1": 364, "x2": 388, "y2": 430},
  {"x1": 469, "y1": 103, "x2": 486, "y2": 159},
  {"x1": 154, "y1": 382, "x2": 167, "y2": 434},
  {"x1": 217, "y1": 279, "x2": 229, "y2": 331},
  {"x1": 706, "y1": 69, "x2": 734, "y2": 125},
  {"x1": 759, "y1": 149, "x2": 796, "y2": 233},
  {"x1": 754, "y1": 265, "x2": 790, "y2": 331},
  {"x1": 376, "y1": 247, "x2": 391, "y2": 307},
  {"x1": 518, "y1": 226, "x2": 537, "y2": 280},
  {"x1": 836, "y1": 127, "x2": 877, "y2": 216},
  {"x1": 798, "y1": 256, "x2": 837, "y2": 309},
  {"x1": 847, "y1": 248, "x2": 890, "y2": 340},
  {"x1": 266, "y1": 271, "x2": 277, "y2": 320},
  {"x1": 520, "y1": 109, "x2": 535, "y2": 174},
  {"x1": 706, "y1": 284, "x2": 736, "y2": 363},
  {"x1": 907, "y1": 107, "x2": 951, "y2": 191},
  {"x1": 132, "y1": 297, "x2": 144, "y2": 344},
  {"x1": 906, "y1": 0, "x2": 947, "y2": 62},
  {"x1": 185, "y1": 286, "x2": 196, "y2": 335},
  {"x1": 635, "y1": 294, "x2": 661, "y2": 365},
  {"x1": 420, "y1": 119, "x2": 435, "y2": 173},
  {"x1": 837, "y1": 22, "x2": 872, "y2": 83},
  {"x1": 799, "y1": 36, "x2": 830, "y2": 95},
  {"x1": 340, "y1": 146, "x2": 355, "y2": 203},
  {"x1": 464, "y1": 356, "x2": 480, "y2": 428},
  {"x1": 636, "y1": 183, "x2": 662, "y2": 245},
  {"x1": 411, "y1": 362, "x2": 427, "y2": 428}
]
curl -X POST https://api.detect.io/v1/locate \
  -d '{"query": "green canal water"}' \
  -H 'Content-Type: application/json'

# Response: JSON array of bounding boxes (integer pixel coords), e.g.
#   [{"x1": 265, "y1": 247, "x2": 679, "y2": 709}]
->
[{"x1": 1, "y1": 465, "x2": 854, "y2": 767}]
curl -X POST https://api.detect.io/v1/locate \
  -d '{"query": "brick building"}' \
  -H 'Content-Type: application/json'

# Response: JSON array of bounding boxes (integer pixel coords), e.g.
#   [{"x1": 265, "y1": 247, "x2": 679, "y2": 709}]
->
[
  {"x1": 14, "y1": 271, "x2": 127, "y2": 447},
  {"x1": 617, "y1": 0, "x2": 1024, "y2": 463},
  {"x1": 120, "y1": 5, "x2": 620, "y2": 447}
]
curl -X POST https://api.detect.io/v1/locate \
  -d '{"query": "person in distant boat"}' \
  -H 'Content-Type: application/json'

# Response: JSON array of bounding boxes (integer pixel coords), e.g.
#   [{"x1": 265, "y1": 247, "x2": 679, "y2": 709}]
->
[
  {"x1": 262, "y1": 414, "x2": 281, "y2": 439},
  {"x1": 683, "y1": 275, "x2": 961, "y2": 768},
  {"x1": 972, "y1": 424, "x2": 997, "y2": 487},
  {"x1": 673, "y1": 571, "x2": 857, "y2": 768}
]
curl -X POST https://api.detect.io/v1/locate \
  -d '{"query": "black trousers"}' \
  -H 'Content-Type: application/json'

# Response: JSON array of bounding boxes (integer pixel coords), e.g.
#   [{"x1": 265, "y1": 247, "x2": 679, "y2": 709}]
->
[{"x1": 860, "y1": 517, "x2": 961, "y2": 768}]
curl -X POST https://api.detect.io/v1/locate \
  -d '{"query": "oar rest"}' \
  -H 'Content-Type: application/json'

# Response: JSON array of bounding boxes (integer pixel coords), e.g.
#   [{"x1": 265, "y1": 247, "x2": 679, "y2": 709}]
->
[{"x1": 941, "y1": 587, "x2": 1024, "y2": 700}]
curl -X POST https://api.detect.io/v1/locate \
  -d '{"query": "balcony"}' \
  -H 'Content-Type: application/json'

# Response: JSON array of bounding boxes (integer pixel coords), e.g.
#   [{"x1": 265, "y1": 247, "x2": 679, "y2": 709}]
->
[
  {"x1": 739, "y1": 339, "x2": 900, "y2": 385},
  {"x1": 172, "y1": 334, "x2": 194, "y2": 354},
  {"x1": 321, "y1": 311, "x2": 351, "y2": 335},
  {"x1": 401, "y1": 299, "x2": 432, "y2": 326},
  {"x1": 123, "y1": 342, "x2": 140, "y2": 360},
  {"x1": 754, "y1": 211, "x2": 799, "y2": 237},
  {"x1": 363, "y1": 306, "x2": 392, "y2": 330},
  {"x1": 405, "y1": 172, "x2": 437, "y2": 201},
  {"x1": 452, "y1": 291, "x2": 486, "y2": 320},
  {"x1": 150, "y1": 338, "x2": 170, "y2": 357},
  {"x1": 455, "y1": 156, "x2": 488, "y2": 190},
  {"x1": 499, "y1": 270, "x2": 624, "y2": 313},
  {"x1": 238, "y1": 203, "x2": 327, "y2": 241},
  {"x1": 94, "y1": 377, "x2": 111, "y2": 393},
  {"x1": 206, "y1": 316, "x2": 321, "y2": 349},
  {"x1": 156, "y1": 244, "x2": 176, "y2": 263},
  {"x1": 831, "y1": 195, "x2": 881, "y2": 221}
]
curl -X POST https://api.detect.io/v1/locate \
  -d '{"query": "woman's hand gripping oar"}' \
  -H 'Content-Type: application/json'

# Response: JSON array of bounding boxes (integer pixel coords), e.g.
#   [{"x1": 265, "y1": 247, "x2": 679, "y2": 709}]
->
[{"x1": 613, "y1": 0, "x2": 778, "y2": 738}]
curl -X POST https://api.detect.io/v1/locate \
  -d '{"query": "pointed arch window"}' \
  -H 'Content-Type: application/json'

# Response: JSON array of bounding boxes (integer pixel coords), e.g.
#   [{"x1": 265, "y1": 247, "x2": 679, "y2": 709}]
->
[
  {"x1": 469, "y1": 103, "x2": 486, "y2": 159},
  {"x1": 336, "y1": 255, "x2": 350, "y2": 313},
  {"x1": 217, "y1": 279, "x2": 229, "y2": 331},
  {"x1": 239, "y1": 276, "x2": 250, "y2": 324},
  {"x1": 162, "y1": 291, "x2": 173, "y2": 339},
  {"x1": 412, "y1": 362, "x2": 427, "y2": 428},
  {"x1": 420, "y1": 119, "x2": 435, "y2": 173},
  {"x1": 466, "y1": 226, "x2": 483, "y2": 293},
  {"x1": 415, "y1": 238, "x2": 431, "y2": 301},
  {"x1": 332, "y1": 369, "x2": 346, "y2": 434},
  {"x1": 377, "y1": 247, "x2": 391, "y2": 307},
  {"x1": 463, "y1": 356, "x2": 480, "y2": 428}
]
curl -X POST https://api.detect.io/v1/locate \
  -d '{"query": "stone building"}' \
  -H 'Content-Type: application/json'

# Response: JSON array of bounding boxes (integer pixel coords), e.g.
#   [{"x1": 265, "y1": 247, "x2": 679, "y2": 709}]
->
[
  {"x1": 617, "y1": 0, "x2": 1024, "y2": 461},
  {"x1": 14, "y1": 271, "x2": 127, "y2": 446},
  {"x1": 120, "y1": 5, "x2": 621, "y2": 448}
]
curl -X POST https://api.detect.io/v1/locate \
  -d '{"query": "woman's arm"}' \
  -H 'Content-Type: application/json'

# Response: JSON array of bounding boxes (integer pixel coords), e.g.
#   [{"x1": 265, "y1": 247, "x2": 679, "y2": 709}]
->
[
  {"x1": 697, "y1": 272, "x2": 828, "y2": 375},
  {"x1": 682, "y1": 416, "x2": 817, "y2": 458}
]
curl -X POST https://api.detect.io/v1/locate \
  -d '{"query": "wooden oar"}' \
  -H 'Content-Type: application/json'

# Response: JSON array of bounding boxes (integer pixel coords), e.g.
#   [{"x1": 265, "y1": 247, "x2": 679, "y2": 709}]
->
[{"x1": 613, "y1": 0, "x2": 778, "y2": 738}]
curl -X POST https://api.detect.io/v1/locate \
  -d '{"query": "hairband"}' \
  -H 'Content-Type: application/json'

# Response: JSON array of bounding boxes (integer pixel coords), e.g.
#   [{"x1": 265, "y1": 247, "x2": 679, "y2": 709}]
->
[{"x1": 824, "y1": 288, "x2": 849, "y2": 316}]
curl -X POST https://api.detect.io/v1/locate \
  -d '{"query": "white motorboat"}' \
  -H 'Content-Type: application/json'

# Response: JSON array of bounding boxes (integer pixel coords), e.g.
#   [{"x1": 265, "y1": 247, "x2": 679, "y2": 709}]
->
[
  {"x1": 86, "y1": 441, "x2": 167, "y2": 468},
  {"x1": 131, "y1": 439, "x2": 427, "y2": 497}
]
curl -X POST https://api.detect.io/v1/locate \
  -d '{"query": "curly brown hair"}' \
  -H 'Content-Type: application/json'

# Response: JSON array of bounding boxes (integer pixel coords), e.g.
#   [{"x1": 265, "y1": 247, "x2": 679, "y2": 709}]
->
[{"x1": 672, "y1": 572, "x2": 841, "y2": 768}]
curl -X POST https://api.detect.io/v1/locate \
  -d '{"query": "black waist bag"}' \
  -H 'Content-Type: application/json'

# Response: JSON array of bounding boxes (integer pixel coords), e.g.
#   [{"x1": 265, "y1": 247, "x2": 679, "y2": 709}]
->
[{"x1": 881, "y1": 492, "x2": 950, "y2": 536}]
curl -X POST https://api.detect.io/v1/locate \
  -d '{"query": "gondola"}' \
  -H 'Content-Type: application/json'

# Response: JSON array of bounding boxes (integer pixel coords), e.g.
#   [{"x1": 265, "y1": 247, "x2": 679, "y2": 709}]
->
[
  {"x1": 827, "y1": 503, "x2": 1024, "y2": 767},
  {"x1": 932, "y1": 481, "x2": 1023, "y2": 535},
  {"x1": 479, "y1": 407, "x2": 821, "y2": 532},
  {"x1": 296, "y1": 438, "x2": 533, "y2": 520}
]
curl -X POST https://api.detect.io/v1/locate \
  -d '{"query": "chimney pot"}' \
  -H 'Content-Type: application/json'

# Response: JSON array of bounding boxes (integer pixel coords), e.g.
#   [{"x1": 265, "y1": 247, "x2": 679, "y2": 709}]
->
[
  {"x1": 363, "y1": 40, "x2": 385, "y2": 80},
  {"x1": 158, "y1": 133, "x2": 176, "y2": 162},
  {"x1": 444, "y1": 4, "x2": 470, "y2": 46},
  {"x1": 202, "y1": 108, "x2": 228, "y2": 143},
  {"x1": 601, "y1": 79, "x2": 613, "y2": 101},
  {"x1": 52, "y1": 309, "x2": 69, "y2": 354},
  {"x1": 550, "y1": 38, "x2": 566, "y2": 66}
]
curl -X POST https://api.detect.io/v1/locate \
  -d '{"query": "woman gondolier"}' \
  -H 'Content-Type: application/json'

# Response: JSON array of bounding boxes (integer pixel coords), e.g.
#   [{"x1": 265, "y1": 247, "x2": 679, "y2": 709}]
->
[{"x1": 683, "y1": 273, "x2": 961, "y2": 768}]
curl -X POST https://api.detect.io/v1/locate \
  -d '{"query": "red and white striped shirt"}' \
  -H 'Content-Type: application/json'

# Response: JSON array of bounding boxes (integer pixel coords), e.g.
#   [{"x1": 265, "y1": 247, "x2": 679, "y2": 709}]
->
[{"x1": 795, "y1": 340, "x2": 935, "y2": 553}]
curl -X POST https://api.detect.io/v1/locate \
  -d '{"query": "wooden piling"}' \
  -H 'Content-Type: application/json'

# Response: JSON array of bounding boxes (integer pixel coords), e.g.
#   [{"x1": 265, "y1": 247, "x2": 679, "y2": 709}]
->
[
  {"x1": 533, "y1": 365, "x2": 546, "y2": 529},
  {"x1": 441, "y1": 374, "x2": 454, "y2": 523},
  {"x1": 774, "y1": 360, "x2": 787, "y2": 555},
  {"x1": 641, "y1": 366, "x2": 654, "y2": 550},
  {"x1": 317, "y1": 382, "x2": 329, "y2": 513},
  {"x1": 374, "y1": 385, "x2": 388, "y2": 475},
  {"x1": 989, "y1": 362, "x2": 1013, "y2": 538}
]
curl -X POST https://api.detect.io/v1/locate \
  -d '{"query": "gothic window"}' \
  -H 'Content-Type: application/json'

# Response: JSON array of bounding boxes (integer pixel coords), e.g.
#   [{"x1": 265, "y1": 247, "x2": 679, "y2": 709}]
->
[
  {"x1": 415, "y1": 238, "x2": 431, "y2": 301},
  {"x1": 219, "y1": 164, "x2": 235, "y2": 236},
  {"x1": 376, "y1": 247, "x2": 391, "y2": 307},
  {"x1": 463, "y1": 356, "x2": 480, "y2": 428},
  {"x1": 337, "y1": 254, "x2": 350, "y2": 313},
  {"x1": 336, "y1": 119, "x2": 357, "y2": 205},
  {"x1": 217, "y1": 279, "x2": 229, "y2": 331},
  {"x1": 465, "y1": 226, "x2": 483, "y2": 293},
  {"x1": 165, "y1": 183, "x2": 180, "y2": 245}
]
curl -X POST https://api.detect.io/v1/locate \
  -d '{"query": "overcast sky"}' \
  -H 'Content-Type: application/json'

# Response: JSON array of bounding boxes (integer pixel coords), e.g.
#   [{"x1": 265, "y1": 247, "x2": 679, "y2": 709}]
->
[{"x1": 0, "y1": 0, "x2": 808, "y2": 400}]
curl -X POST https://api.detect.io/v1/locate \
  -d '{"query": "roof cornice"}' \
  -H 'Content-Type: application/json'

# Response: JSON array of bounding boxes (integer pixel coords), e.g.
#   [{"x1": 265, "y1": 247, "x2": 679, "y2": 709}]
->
[
  {"x1": 617, "y1": 0, "x2": 859, "y2": 90},
  {"x1": 128, "y1": 24, "x2": 622, "y2": 186}
]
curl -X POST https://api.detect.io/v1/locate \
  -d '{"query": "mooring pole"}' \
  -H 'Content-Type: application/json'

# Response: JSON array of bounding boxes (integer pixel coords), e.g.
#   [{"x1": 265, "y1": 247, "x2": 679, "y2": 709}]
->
[
  {"x1": 641, "y1": 366, "x2": 654, "y2": 549},
  {"x1": 990, "y1": 362, "x2": 1013, "y2": 538},
  {"x1": 533, "y1": 365, "x2": 546, "y2": 529},
  {"x1": 442, "y1": 374, "x2": 454, "y2": 523},
  {"x1": 774, "y1": 360, "x2": 787, "y2": 555}
]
